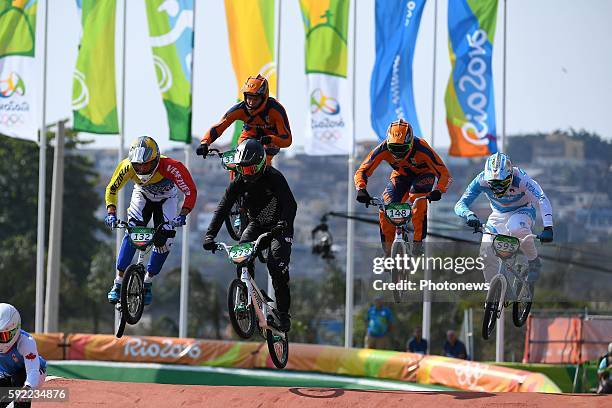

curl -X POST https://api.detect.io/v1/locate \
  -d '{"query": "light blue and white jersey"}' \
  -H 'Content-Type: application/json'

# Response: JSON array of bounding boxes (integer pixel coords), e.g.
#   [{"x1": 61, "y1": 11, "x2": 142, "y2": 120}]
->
[
  {"x1": 455, "y1": 167, "x2": 553, "y2": 227},
  {"x1": 0, "y1": 330, "x2": 47, "y2": 388}
]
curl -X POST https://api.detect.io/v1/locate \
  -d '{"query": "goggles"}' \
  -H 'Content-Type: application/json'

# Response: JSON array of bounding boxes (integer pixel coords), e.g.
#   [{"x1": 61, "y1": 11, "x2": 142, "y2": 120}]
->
[
  {"x1": 0, "y1": 327, "x2": 18, "y2": 343},
  {"x1": 236, "y1": 160, "x2": 265, "y2": 176},
  {"x1": 132, "y1": 160, "x2": 157, "y2": 175},
  {"x1": 388, "y1": 141, "x2": 413, "y2": 157},
  {"x1": 488, "y1": 176, "x2": 512, "y2": 194}
]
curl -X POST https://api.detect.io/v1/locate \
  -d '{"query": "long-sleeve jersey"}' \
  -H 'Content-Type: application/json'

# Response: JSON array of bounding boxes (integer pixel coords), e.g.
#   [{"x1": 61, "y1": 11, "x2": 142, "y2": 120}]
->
[
  {"x1": 0, "y1": 330, "x2": 47, "y2": 388},
  {"x1": 354, "y1": 137, "x2": 452, "y2": 192},
  {"x1": 201, "y1": 98, "x2": 292, "y2": 157},
  {"x1": 455, "y1": 167, "x2": 554, "y2": 227},
  {"x1": 206, "y1": 166, "x2": 297, "y2": 237},
  {"x1": 105, "y1": 156, "x2": 197, "y2": 210}
]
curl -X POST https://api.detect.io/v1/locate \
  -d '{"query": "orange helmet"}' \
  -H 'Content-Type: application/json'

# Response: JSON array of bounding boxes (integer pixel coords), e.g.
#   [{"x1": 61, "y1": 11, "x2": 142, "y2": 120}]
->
[
  {"x1": 241, "y1": 74, "x2": 269, "y2": 113},
  {"x1": 386, "y1": 119, "x2": 414, "y2": 158}
]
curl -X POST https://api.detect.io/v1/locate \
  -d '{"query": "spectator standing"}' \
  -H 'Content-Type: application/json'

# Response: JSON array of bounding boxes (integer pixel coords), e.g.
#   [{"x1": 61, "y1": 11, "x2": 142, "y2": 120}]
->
[{"x1": 364, "y1": 298, "x2": 395, "y2": 349}]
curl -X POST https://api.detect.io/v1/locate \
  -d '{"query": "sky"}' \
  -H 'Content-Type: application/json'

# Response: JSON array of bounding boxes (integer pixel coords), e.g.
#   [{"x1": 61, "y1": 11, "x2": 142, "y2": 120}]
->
[{"x1": 39, "y1": 0, "x2": 612, "y2": 153}]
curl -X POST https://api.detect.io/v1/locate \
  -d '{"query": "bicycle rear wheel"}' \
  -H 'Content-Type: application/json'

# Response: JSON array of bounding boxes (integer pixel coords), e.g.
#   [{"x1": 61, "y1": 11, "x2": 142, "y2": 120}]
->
[
  {"x1": 512, "y1": 283, "x2": 533, "y2": 327},
  {"x1": 390, "y1": 240, "x2": 408, "y2": 303},
  {"x1": 121, "y1": 264, "x2": 145, "y2": 325},
  {"x1": 228, "y1": 279, "x2": 256, "y2": 339},
  {"x1": 482, "y1": 276, "x2": 503, "y2": 340},
  {"x1": 266, "y1": 329, "x2": 289, "y2": 369}
]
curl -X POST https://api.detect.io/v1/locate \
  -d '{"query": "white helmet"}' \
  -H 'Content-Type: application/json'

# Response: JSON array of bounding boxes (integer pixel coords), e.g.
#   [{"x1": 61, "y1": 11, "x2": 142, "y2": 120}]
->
[
  {"x1": 484, "y1": 152, "x2": 513, "y2": 197},
  {"x1": 0, "y1": 303, "x2": 21, "y2": 354}
]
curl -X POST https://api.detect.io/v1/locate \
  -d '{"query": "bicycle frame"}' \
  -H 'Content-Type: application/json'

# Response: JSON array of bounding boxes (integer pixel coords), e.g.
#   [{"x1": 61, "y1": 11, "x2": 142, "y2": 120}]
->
[{"x1": 217, "y1": 234, "x2": 286, "y2": 340}]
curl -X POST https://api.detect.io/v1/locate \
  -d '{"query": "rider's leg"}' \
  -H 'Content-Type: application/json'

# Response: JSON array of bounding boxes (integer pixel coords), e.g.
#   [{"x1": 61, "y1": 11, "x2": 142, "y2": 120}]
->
[
  {"x1": 408, "y1": 173, "x2": 436, "y2": 254},
  {"x1": 479, "y1": 212, "x2": 510, "y2": 283},
  {"x1": 505, "y1": 209, "x2": 539, "y2": 282},
  {"x1": 268, "y1": 234, "x2": 292, "y2": 331},
  {"x1": 238, "y1": 222, "x2": 264, "y2": 279},
  {"x1": 379, "y1": 174, "x2": 412, "y2": 256},
  {"x1": 142, "y1": 197, "x2": 177, "y2": 305}
]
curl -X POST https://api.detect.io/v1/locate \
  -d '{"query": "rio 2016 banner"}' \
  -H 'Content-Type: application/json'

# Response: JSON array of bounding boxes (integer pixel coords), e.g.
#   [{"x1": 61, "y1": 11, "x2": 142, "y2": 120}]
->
[
  {"x1": 72, "y1": 0, "x2": 119, "y2": 134},
  {"x1": 225, "y1": 0, "x2": 276, "y2": 146},
  {"x1": 0, "y1": 0, "x2": 38, "y2": 141},
  {"x1": 146, "y1": 0, "x2": 194, "y2": 143},
  {"x1": 300, "y1": 0, "x2": 352, "y2": 156},
  {"x1": 445, "y1": 0, "x2": 498, "y2": 157},
  {"x1": 370, "y1": 0, "x2": 425, "y2": 141}
]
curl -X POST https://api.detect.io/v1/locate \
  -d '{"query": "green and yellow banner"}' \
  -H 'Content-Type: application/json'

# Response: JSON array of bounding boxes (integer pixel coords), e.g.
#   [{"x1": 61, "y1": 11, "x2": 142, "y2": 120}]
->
[
  {"x1": 0, "y1": 0, "x2": 37, "y2": 58},
  {"x1": 224, "y1": 0, "x2": 276, "y2": 145},
  {"x1": 72, "y1": 0, "x2": 119, "y2": 134},
  {"x1": 145, "y1": 0, "x2": 194, "y2": 143}
]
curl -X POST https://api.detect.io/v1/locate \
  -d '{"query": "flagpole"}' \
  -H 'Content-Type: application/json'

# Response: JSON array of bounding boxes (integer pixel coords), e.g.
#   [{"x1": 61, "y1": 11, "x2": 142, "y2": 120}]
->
[
  {"x1": 115, "y1": 0, "x2": 128, "y2": 333},
  {"x1": 179, "y1": 0, "x2": 197, "y2": 339},
  {"x1": 496, "y1": 0, "x2": 508, "y2": 363},
  {"x1": 35, "y1": 0, "x2": 49, "y2": 333},
  {"x1": 344, "y1": 0, "x2": 357, "y2": 349},
  {"x1": 422, "y1": 0, "x2": 438, "y2": 352}
]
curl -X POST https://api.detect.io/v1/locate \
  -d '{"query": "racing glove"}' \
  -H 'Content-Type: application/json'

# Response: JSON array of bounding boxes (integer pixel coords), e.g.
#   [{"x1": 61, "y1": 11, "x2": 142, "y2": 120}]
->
[
  {"x1": 171, "y1": 214, "x2": 186, "y2": 227},
  {"x1": 260, "y1": 135, "x2": 273, "y2": 145},
  {"x1": 104, "y1": 212, "x2": 117, "y2": 228},
  {"x1": 203, "y1": 235, "x2": 217, "y2": 253},
  {"x1": 466, "y1": 214, "x2": 481, "y2": 229},
  {"x1": 271, "y1": 220, "x2": 288, "y2": 237},
  {"x1": 427, "y1": 189, "x2": 442, "y2": 202},
  {"x1": 356, "y1": 188, "x2": 371, "y2": 206},
  {"x1": 196, "y1": 143, "x2": 209, "y2": 157},
  {"x1": 539, "y1": 226, "x2": 554, "y2": 243}
]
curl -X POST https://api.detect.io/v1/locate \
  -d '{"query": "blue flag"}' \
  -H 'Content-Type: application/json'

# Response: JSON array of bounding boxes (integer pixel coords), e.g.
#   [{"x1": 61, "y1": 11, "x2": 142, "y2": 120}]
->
[{"x1": 370, "y1": 0, "x2": 426, "y2": 141}]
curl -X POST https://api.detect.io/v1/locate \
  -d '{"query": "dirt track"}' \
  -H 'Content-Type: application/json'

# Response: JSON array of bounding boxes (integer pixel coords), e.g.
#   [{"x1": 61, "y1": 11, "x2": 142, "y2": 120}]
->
[{"x1": 36, "y1": 379, "x2": 611, "y2": 407}]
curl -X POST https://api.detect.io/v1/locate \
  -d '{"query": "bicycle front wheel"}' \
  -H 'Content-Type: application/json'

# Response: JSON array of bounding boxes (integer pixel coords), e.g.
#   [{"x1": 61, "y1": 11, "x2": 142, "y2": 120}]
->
[
  {"x1": 482, "y1": 276, "x2": 504, "y2": 340},
  {"x1": 121, "y1": 264, "x2": 145, "y2": 325},
  {"x1": 227, "y1": 279, "x2": 256, "y2": 339},
  {"x1": 390, "y1": 240, "x2": 409, "y2": 303},
  {"x1": 266, "y1": 330, "x2": 289, "y2": 369}
]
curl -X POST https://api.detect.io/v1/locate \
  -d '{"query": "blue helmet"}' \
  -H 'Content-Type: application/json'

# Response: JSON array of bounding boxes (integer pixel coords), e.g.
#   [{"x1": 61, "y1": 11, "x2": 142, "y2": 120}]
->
[{"x1": 484, "y1": 152, "x2": 513, "y2": 197}]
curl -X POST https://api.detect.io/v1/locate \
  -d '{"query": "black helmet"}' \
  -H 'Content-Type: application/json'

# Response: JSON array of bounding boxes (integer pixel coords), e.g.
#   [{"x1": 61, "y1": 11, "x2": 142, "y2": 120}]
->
[{"x1": 234, "y1": 139, "x2": 266, "y2": 181}]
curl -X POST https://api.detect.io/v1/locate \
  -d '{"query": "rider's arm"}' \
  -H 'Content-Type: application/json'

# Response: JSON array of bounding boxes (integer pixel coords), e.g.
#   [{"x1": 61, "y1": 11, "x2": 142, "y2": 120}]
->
[
  {"x1": 16, "y1": 333, "x2": 43, "y2": 388},
  {"x1": 268, "y1": 99, "x2": 292, "y2": 148},
  {"x1": 522, "y1": 175, "x2": 553, "y2": 227},
  {"x1": 415, "y1": 138, "x2": 452, "y2": 193},
  {"x1": 200, "y1": 103, "x2": 245, "y2": 145},
  {"x1": 454, "y1": 173, "x2": 484, "y2": 218},
  {"x1": 157, "y1": 157, "x2": 198, "y2": 212},
  {"x1": 271, "y1": 170, "x2": 297, "y2": 231},
  {"x1": 354, "y1": 142, "x2": 388, "y2": 190},
  {"x1": 105, "y1": 159, "x2": 135, "y2": 210},
  {"x1": 206, "y1": 181, "x2": 241, "y2": 238}
]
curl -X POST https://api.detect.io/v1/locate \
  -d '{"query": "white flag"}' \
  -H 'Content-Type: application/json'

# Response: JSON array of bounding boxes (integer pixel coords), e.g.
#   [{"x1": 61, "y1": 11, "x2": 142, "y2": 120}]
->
[
  {"x1": 305, "y1": 74, "x2": 353, "y2": 155},
  {"x1": 0, "y1": 56, "x2": 38, "y2": 141}
]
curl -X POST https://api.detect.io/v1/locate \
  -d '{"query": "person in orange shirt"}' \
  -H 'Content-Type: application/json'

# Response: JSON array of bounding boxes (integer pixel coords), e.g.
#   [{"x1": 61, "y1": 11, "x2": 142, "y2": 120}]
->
[
  {"x1": 354, "y1": 119, "x2": 451, "y2": 255},
  {"x1": 196, "y1": 74, "x2": 292, "y2": 164}
]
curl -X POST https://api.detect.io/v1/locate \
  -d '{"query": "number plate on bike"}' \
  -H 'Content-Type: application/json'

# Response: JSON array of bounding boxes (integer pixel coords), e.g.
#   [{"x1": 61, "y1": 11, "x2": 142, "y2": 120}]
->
[
  {"x1": 221, "y1": 150, "x2": 237, "y2": 170},
  {"x1": 492, "y1": 234, "x2": 520, "y2": 259},
  {"x1": 229, "y1": 243, "x2": 254, "y2": 263},
  {"x1": 129, "y1": 227, "x2": 155, "y2": 248},
  {"x1": 385, "y1": 203, "x2": 411, "y2": 223}
]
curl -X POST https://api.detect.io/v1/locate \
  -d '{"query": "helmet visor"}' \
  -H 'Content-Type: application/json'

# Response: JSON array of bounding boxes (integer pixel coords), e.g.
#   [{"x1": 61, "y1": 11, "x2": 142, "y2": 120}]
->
[
  {"x1": 236, "y1": 159, "x2": 265, "y2": 176},
  {"x1": 488, "y1": 176, "x2": 512, "y2": 195},
  {"x1": 132, "y1": 160, "x2": 157, "y2": 175},
  {"x1": 0, "y1": 327, "x2": 18, "y2": 343},
  {"x1": 388, "y1": 141, "x2": 412, "y2": 157}
]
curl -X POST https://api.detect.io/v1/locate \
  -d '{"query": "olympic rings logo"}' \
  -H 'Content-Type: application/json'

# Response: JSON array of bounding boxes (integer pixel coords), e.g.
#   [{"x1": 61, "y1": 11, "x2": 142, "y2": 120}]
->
[
  {"x1": 310, "y1": 88, "x2": 340, "y2": 115},
  {"x1": 315, "y1": 130, "x2": 341, "y2": 142},
  {"x1": 0, "y1": 72, "x2": 26, "y2": 98},
  {"x1": 454, "y1": 361, "x2": 486, "y2": 391},
  {"x1": 0, "y1": 113, "x2": 24, "y2": 126}
]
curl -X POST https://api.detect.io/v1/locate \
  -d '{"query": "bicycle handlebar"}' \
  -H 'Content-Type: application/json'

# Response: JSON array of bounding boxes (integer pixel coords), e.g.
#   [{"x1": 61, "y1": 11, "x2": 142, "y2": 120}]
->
[
  {"x1": 473, "y1": 225, "x2": 542, "y2": 242},
  {"x1": 367, "y1": 194, "x2": 429, "y2": 209},
  {"x1": 113, "y1": 220, "x2": 176, "y2": 231},
  {"x1": 214, "y1": 231, "x2": 273, "y2": 257}
]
